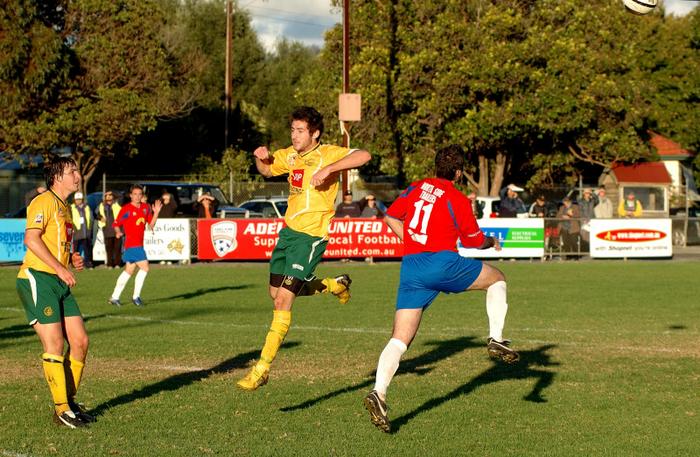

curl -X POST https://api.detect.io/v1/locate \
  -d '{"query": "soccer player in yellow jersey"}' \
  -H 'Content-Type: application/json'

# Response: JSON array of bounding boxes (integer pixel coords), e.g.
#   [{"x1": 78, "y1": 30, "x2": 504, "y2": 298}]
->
[
  {"x1": 16, "y1": 156, "x2": 94, "y2": 428},
  {"x1": 237, "y1": 106, "x2": 371, "y2": 391}
]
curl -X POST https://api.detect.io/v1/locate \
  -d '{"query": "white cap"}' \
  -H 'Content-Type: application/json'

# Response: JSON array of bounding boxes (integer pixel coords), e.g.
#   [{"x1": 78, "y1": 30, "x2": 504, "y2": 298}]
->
[
  {"x1": 507, "y1": 184, "x2": 524, "y2": 192},
  {"x1": 74, "y1": 192, "x2": 84, "y2": 200}
]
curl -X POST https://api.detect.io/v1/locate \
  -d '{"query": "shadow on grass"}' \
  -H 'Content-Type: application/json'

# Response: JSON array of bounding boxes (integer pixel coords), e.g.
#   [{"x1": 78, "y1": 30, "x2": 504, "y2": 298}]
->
[
  {"x1": 90, "y1": 342, "x2": 299, "y2": 417},
  {"x1": 147, "y1": 284, "x2": 255, "y2": 304},
  {"x1": 668, "y1": 324, "x2": 686, "y2": 330},
  {"x1": 0, "y1": 313, "x2": 109, "y2": 348},
  {"x1": 390, "y1": 344, "x2": 559, "y2": 433},
  {"x1": 281, "y1": 336, "x2": 482, "y2": 412}
]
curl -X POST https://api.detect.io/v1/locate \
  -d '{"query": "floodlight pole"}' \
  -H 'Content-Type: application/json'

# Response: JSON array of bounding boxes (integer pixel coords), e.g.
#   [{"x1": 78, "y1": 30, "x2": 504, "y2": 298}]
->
[
  {"x1": 341, "y1": 0, "x2": 350, "y2": 195},
  {"x1": 224, "y1": 0, "x2": 233, "y2": 150}
]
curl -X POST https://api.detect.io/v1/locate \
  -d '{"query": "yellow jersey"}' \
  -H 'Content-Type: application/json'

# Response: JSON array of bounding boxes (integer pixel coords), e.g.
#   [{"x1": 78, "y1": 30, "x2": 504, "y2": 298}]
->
[
  {"x1": 269, "y1": 143, "x2": 353, "y2": 238},
  {"x1": 18, "y1": 190, "x2": 74, "y2": 278}
]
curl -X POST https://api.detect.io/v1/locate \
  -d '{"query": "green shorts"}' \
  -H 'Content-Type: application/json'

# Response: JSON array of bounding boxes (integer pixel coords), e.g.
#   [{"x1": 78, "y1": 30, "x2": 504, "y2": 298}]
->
[
  {"x1": 16, "y1": 269, "x2": 81, "y2": 326},
  {"x1": 270, "y1": 227, "x2": 328, "y2": 280}
]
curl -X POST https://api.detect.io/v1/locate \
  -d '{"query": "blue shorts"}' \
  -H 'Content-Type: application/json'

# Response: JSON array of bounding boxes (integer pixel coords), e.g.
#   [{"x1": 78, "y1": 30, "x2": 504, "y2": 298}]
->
[
  {"x1": 396, "y1": 251, "x2": 483, "y2": 310},
  {"x1": 122, "y1": 247, "x2": 148, "y2": 263}
]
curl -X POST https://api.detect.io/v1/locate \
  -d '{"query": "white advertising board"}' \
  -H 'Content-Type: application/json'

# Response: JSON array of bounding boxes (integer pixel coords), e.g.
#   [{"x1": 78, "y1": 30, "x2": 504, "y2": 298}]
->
[
  {"x1": 93, "y1": 218, "x2": 191, "y2": 261},
  {"x1": 589, "y1": 218, "x2": 672, "y2": 258},
  {"x1": 458, "y1": 218, "x2": 545, "y2": 258}
]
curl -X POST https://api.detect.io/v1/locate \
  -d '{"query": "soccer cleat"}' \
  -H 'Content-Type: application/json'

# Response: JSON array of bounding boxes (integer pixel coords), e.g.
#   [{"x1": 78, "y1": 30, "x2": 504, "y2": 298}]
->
[
  {"x1": 69, "y1": 400, "x2": 96, "y2": 423},
  {"x1": 52, "y1": 410, "x2": 88, "y2": 429},
  {"x1": 108, "y1": 298, "x2": 122, "y2": 307},
  {"x1": 236, "y1": 364, "x2": 269, "y2": 391},
  {"x1": 487, "y1": 337, "x2": 520, "y2": 364},
  {"x1": 363, "y1": 390, "x2": 390, "y2": 433},
  {"x1": 333, "y1": 274, "x2": 352, "y2": 305},
  {"x1": 132, "y1": 297, "x2": 144, "y2": 307}
]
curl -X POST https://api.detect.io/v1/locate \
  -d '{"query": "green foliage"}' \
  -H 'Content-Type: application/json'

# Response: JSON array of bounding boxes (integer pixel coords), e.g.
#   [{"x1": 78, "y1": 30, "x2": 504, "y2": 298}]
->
[
  {"x1": 305, "y1": 0, "x2": 699, "y2": 192},
  {"x1": 0, "y1": 0, "x2": 203, "y2": 189},
  {"x1": 186, "y1": 147, "x2": 263, "y2": 200}
]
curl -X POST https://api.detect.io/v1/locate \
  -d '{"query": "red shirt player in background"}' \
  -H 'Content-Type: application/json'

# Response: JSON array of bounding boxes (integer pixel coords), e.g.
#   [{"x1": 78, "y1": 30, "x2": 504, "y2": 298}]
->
[
  {"x1": 363, "y1": 145, "x2": 520, "y2": 433},
  {"x1": 108, "y1": 184, "x2": 162, "y2": 307}
]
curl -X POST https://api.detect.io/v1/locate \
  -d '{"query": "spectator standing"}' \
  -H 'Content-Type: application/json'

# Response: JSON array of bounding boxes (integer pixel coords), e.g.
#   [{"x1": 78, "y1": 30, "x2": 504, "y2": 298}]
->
[
  {"x1": 498, "y1": 184, "x2": 527, "y2": 217},
  {"x1": 557, "y1": 197, "x2": 581, "y2": 254},
  {"x1": 594, "y1": 188, "x2": 614, "y2": 218},
  {"x1": 578, "y1": 188, "x2": 598, "y2": 248},
  {"x1": 335, "y1": 191, "x2": 363, "y2": 218},
  {"x1": 194, "y1": 192, "x2": 218, "y2": 218},
  {"x1": 529, "y1": 195, "x2": 548, "y2": 218},
  {"x1": 618, "y1": 191, "x2": 643, "y2": 218},
  {"x1": 97, "y1": 191, "x2": 122, "y2": 269},
  {"x1": 70, "y1": 192, "x2": 93, "y2": 269},
  {"x1": 360, "y1": 195, "x2": 383, "y2": 218},
  {"x1": 159, "y1": 191, "x2": 178, "y2": 218}
]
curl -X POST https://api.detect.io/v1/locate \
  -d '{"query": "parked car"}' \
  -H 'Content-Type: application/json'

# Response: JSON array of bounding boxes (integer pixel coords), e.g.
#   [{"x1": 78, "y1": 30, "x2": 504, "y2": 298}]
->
[
  {"x1": 476, "y1": 196, "x2": 501, "y2": 218},
  {"x1": 136, "y1": 182, "x2": 249, "y2": 218},
  {"x1": 238, "y1": 197, "x2": 288, "y2": 218}
]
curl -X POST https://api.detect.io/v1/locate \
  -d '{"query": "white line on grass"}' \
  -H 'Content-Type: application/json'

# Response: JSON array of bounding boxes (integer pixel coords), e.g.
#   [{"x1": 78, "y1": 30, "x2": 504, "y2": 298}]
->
[{"x1": 2, "y1": 450, "x2": 35, "y2": 457}]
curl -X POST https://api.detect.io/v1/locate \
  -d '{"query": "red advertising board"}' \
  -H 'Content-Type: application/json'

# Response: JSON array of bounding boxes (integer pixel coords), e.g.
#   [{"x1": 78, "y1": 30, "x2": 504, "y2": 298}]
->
[{"x1": 197, "y1": 218, "x2": 404, "y2": 260}]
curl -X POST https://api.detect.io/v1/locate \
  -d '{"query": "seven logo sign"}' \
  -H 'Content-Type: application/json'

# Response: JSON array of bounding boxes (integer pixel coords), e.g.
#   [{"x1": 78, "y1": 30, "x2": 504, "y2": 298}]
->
[{"x1": 211, "y1": 221, "x2": 238, "y2": 257}]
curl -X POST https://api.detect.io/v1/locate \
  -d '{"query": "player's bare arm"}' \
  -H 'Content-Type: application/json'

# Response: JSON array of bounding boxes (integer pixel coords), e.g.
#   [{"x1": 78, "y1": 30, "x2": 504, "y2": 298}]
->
[
  {"x1": 310, "y1": 149, "x2": 371, "y2": 187},
  {"x1": 24, "y1": 228, "x2": 77, "y2": 287},
  {"x1": 384, "y1": 216, "x2": 404, "y2": 241},
  {"x1": 148, "y1": 199, "x2": 162, "y2": 230},
  {"x1": 253, "y1": 146, "x2": 274, "y2": 178}
]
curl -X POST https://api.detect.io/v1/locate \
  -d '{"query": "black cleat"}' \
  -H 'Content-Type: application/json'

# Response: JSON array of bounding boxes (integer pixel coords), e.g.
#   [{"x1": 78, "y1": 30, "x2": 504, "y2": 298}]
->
[
  {"x1": 132, "y1": 297, "x2": 144, "y2": 307},
  {"x1": 108, "y1": 298, "x2": 122, "y2": 307},
  {"x1": 69, "y1": 400, "x2": 96, "y2": 423},
  {"x1": 363, "y1": 390, "x2": 390, "y2": 433},
  {"x1": 52, "y1": 410, "x2": 88, "y2": 429},
  {"x1": 487, "y1": 337, "x2": 520, "y2": 364}
]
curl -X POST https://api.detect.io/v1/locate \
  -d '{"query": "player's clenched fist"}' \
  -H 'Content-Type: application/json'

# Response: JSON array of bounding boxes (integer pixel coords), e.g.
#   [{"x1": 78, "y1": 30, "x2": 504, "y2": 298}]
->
[
  {"x1": 253, "y1": 146, "x2": 271, "y2": 161},
  {"x1": 71, "y1": 252, "x2": 84, "y2": 270}
]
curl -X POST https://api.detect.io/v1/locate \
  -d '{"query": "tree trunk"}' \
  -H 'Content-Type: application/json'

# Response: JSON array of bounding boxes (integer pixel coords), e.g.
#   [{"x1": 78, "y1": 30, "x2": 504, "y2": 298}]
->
[
  {"x1": 477, "y1": 154, "x2": 489, "y2": 196},
  {"x1": 489, "y1": 151, "x2": 507, "y2": 196}
]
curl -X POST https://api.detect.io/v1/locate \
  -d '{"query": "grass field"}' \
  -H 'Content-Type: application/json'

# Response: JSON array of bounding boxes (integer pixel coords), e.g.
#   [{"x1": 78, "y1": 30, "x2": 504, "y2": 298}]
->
[{"x1": 1, "y1": 260, "x2": 698, "y2": 456}]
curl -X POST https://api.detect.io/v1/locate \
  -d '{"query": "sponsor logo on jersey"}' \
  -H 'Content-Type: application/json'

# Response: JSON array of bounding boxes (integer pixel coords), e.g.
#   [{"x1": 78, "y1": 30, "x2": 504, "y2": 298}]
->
[
  {"x1": 34, "y1": 212, "x2": 44, "y2": 224},
  {"x1": 291, "y1": 169, "x2": 304, "y2": 188},
  {"x1": 211, "y1": 221, "x2": 238, "y2": 257},
  {"x1": 292, "y1": 263, "x2": 304, "y2": 271}
]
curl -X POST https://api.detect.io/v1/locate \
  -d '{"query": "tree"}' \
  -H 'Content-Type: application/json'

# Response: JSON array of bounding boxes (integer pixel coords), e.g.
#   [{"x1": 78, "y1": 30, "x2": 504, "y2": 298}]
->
[
  {"x1": 0, "y1": 0, "x2": 203, "y2": 190},
  {"x1": 301, "y1": 0, "x2": 695, "y2": 193}
]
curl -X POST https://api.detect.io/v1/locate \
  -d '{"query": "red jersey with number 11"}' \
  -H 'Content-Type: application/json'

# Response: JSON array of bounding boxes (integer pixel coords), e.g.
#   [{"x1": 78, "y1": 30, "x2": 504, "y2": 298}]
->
[{"x1": 386, "y1": 178, "x2": 485, "y2": 255}]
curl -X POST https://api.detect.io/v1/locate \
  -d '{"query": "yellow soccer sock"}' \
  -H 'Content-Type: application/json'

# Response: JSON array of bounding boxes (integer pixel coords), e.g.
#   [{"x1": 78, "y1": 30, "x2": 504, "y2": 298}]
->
[
  {"x1": 64, "y1": 354, "x2": 85, "y2": 402},
  {"x1": 42, "y1": 353, "x2": 69, "y2": 414},
  {"x1": 258, "y1": 310, "x2": 292, "y2": 371}
]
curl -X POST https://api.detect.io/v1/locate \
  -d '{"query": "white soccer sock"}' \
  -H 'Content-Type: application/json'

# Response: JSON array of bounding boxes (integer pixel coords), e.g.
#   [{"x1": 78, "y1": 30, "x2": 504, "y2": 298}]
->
[
  {"x1": 373, "y1": 338, "x2": 408, "y2": 399},
  {"x1": 111, "y1": 271, "x2": 131, "y2": 300},
  {"x1": 486, "y1": 280, "x2": 508, "y2": 342},
  {"x1": 133, "y1": 270, "x2": 148, "y2": 299}
]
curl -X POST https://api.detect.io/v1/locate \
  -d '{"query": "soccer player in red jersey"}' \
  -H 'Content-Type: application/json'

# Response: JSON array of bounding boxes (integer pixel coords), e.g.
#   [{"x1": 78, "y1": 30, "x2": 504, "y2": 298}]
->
[
  {"x1": 363, "y1": 145, "x2": 519, "y2": 433},
  {"x1": 108, "y1": 184, "x2": 162, "y2": 307}
]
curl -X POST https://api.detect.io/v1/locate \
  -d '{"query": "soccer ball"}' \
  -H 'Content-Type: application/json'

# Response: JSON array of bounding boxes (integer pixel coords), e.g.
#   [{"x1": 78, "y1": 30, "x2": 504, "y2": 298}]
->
[{"x1": 622, "y1": 0, "x2": 658, "y2": 15}]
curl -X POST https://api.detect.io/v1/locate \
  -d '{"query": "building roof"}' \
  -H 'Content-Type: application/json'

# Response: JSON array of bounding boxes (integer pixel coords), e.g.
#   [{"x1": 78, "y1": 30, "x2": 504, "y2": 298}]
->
[
  {"x1": 649, "y1": 131, "x2": 694, "y2": 160},
  {"x1": 611, "y1": 162, "x2": 672, "y2": 184}
]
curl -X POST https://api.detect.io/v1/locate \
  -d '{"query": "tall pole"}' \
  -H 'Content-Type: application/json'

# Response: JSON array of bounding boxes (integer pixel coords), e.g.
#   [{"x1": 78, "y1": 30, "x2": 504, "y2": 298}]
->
[
  {"x1": 341, "y1": 0, "x2": 350, "y2": 195},
  {"x1": 224, "y1": 1, "x2": 233, "y2": 150}
]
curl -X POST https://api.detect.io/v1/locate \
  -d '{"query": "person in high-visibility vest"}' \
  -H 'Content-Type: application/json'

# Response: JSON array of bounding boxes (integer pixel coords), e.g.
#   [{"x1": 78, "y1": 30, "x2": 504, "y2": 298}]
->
[
  {"x1": 97, "y1": 191, "x2": 122, "y2": 268},
  {"x1": 70, "y1": 192, "x2": 93, "y2": 269}
]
